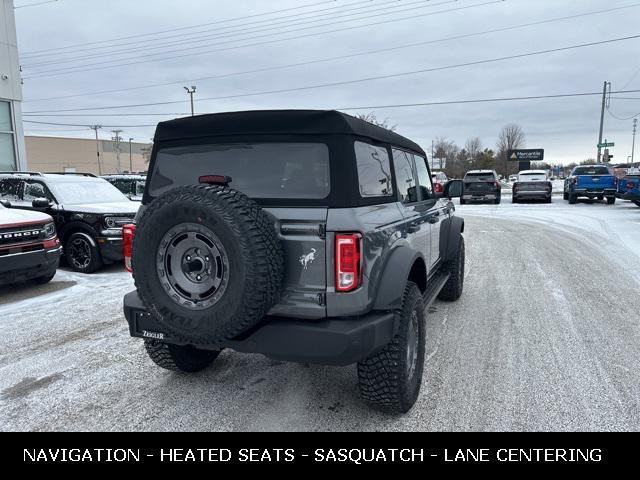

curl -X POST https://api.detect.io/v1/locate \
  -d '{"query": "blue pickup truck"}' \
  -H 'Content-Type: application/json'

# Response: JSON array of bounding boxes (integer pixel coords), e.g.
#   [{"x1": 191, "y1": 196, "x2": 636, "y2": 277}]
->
[
  {"x1": 564, "y1": 165, "x2": 617, "y2": 205},
  {"x1": 616, "y1": 174, "x2": 640, "y2": 207}
]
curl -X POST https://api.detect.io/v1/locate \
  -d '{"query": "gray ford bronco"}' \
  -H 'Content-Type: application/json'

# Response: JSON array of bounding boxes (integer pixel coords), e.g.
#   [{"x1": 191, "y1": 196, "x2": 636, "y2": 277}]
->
[{"x1": 123, "y1": 110, "x2": 465, "y2": 414}]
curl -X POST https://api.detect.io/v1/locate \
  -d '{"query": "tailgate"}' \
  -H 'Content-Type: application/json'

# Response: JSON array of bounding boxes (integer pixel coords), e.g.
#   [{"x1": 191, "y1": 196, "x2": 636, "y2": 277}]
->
[
  {"x1": 264, "y1": 207, "x2": 328, "y2": 319},
  {"x1": 516, "y1": 181, "x2": 549, "y2": 192},
  {"x1": 577, "y1": 175, "x2": 615, "y2": 188},
  {"x1": 464, "y1": 181, "x2": 494, "y2": 193}
]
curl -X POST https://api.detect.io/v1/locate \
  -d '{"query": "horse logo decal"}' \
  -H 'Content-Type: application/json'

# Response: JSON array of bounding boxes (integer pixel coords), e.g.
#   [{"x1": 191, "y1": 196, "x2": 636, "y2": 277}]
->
[{"x1": 299, "y1": 248, "x2": 317, "y2": 270}]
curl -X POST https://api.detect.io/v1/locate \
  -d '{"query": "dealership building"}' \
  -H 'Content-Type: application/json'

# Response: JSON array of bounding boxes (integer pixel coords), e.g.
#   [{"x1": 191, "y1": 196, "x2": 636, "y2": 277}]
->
[{"x1": 0, "y1": 0, "x2": 27, "y2": 171}]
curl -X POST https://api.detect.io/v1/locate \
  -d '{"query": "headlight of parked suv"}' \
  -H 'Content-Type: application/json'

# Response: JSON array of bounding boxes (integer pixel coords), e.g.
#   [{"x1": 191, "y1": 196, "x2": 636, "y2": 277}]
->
[
  {"x1": 43, "y1": 222, "x2": 56, "y2": 239},
  {"x1": 103, "y1": 216, "x2": 132, "y2": 229}
]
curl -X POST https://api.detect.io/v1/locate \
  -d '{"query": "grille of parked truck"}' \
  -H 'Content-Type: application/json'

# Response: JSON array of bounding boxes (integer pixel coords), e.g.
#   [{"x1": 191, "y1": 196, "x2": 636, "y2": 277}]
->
[{"x1": 122, "y1": 110, "x2": 466, "y2": 414}]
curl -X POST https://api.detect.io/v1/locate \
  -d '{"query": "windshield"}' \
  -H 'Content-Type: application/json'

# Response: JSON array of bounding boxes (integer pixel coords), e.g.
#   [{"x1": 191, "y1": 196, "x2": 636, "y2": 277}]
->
[
  {"x1": 573, "y1": 166, "x2": 610, "y2": 175},
  {"x1": 50, "y1": 180, "x2": 129, "y2": 204}
]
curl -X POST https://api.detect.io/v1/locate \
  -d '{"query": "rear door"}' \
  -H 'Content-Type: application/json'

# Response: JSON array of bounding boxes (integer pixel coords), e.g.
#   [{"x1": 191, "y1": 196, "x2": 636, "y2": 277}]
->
[
  {"x1": 265, "y1": 207, "x2": 328, "y2": 319},
  {"x1": 392, "y1": 149, "x2": 424, "y2": 256},
  {"x1": 413, "y1": 155, "x2": 445, "y2": 270}
]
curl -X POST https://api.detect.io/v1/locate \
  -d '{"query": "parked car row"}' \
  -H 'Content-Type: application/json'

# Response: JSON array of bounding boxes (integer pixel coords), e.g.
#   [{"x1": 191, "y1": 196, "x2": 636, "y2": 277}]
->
[{"x1": 0, "y1": 172, "x2": 140, "y2": 285}]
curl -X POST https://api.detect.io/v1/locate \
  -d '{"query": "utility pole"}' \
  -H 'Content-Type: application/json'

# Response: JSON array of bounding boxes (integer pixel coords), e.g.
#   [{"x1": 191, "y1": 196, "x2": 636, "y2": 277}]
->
[
  {"x1": 90, "y1": 125, "x2": 103, "y2": 175},
  {"x1": 129, "y1": 137, "x2": 134, "y2": 172},
  {"x1": 184, "y1": 86, "x2": 196, "y2": 116},
  {"x1": 632, "y1": 118, "x2": 637, "y2": 164},
  {"x1": 111, "y1": 130, "x2": 123, "y2": 173},
  {"x1": 597, "y1": 81, "x2": 611, "y2": 164}
]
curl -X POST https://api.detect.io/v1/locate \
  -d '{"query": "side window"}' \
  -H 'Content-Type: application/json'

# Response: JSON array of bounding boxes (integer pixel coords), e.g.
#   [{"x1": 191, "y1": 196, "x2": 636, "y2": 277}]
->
[
  {"x1": 0, "y1": 179, "x2": 20, "y2": 200},
  {"x1": 413, "y1": 155, "x2": 433, "y2": 201},
  {"x1": 23, "y1": 181, "x2": 53, "y2": 202},
  {"x1": 392, "y1": 149, "x2": 418, "y2": 204},
  {"x1": 354, "y1": 141, "x2": 393, "y2": 198},
  {"x1": 112, "y1": 180, "x2": 131, "y2": 195}
]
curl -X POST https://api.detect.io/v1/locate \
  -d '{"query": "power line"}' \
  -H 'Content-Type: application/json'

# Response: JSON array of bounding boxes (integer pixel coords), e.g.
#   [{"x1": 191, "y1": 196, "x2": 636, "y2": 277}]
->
[
  {"x1": 24, "y1": 34, "x2": 640, "y2": 115},
  {"x1": 22, "y1": 0, "x2": 499, "y2": 79},
  {"x1": 23, "y1": 0, "x2": 441, "y2": 68},
  {"x1": 19, "y1": 0, "x2": 340, "y2": 55},
  {"x1": 21, "y1": 89, "x2": 640, "y2": 128},
  {"x1": 25, "y1": 2, "x2": 640, "y2": 103},
  {"x1": 14, "y1": 0, "x2": 59, "y2": 9},
  {"x1": 606, "y1": 108, "x2": 640, "y2": 120},
  {"x1": 21, "y1": 0, "x2": 409, "y2": 63}
]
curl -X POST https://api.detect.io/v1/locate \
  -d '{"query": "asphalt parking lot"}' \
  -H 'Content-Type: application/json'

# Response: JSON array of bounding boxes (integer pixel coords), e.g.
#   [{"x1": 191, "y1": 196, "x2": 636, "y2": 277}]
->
[{"x1": 1, "y1": 199, "x2": 640, "y2": 432}]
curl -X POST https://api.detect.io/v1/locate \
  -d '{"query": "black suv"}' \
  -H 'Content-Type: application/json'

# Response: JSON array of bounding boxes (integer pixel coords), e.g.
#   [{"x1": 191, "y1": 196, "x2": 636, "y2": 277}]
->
[
  {"x1": 0, "y1": 172, "x2": 138, "y2": 273},
  {"x1": 102, "y1": 174, "x2": 146, "y2": 202},
  {"x1": 461, "y1": 170, "x2": 502, "y2": 204},
  {"x1": 123, "y1": 110, "x2": 465, "y2": 413}
]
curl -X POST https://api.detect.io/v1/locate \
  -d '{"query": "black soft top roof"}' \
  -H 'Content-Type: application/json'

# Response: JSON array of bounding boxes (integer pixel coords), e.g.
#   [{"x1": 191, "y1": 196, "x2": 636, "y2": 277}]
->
[{"x1": 153, "y1": 109, "x2": 426, "y2": 156}]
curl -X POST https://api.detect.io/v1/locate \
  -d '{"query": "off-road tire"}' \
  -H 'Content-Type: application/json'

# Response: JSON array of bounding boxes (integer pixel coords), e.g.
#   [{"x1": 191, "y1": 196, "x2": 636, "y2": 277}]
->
[
  {"x1": 133, "y1": 185, "x2": 284, "y2": 345},
  {"x1": 568, "y1": 193, "x2": 577, "y2": 205},
  {"x1": 65, "y1": 232, "x2": 103, "y2": 273},
  {"x1": 438, "y1": 236, "x2": 465, "y2": 301},
  {"x1": 357, "y1": 282, "x2": 425, "y2": 414},
  {"x1": 606, "y1": 196, "x2": 616, "y2": 205},
  {"x1": 144, "y1": 339, "x2": 220, "y2": 373}
]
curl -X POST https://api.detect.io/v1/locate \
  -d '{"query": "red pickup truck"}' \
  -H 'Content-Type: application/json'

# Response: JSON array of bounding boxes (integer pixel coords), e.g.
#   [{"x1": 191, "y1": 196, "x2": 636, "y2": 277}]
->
[{"x1": 0, "y1": 201, "x2": 62, "y2": 286}]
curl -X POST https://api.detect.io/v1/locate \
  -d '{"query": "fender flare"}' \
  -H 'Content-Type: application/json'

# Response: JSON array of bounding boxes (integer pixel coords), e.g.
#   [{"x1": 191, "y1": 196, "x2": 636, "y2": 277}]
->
[
  {"x1": 59, "y1": 221, "x2": 98, "y2": 247},
  {"x1": 444, "y1": 216, "x2": 465, "y2": 262},
  {"x1": 373, "y1": 246, "x2": 425, "y2": 311}
]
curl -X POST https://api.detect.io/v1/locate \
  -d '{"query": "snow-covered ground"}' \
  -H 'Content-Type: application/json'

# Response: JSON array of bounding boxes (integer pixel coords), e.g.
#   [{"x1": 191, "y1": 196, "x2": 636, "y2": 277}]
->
[{"x1": 1, "y1": 199, "x2": 639, "y2": 431}]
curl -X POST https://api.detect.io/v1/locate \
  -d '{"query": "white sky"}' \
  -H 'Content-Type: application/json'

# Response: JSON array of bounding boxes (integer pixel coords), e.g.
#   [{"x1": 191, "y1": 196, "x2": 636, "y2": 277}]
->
[{"x1": 13, "y1": 0, "x2": 640, "y2": 165}]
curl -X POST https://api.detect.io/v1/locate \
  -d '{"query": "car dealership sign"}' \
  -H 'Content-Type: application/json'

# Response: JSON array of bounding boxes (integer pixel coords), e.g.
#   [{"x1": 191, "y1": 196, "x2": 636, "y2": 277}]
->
[{"x1": 508, "y1": 149, "x2": 545, "y2": 162}]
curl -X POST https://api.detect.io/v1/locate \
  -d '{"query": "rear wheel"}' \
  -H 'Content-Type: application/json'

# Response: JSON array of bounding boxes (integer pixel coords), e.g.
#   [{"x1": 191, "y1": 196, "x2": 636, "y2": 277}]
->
[
  {"x1": 438, "y1": 236, "x2": 465, "y2": 301},
  {"x1": 597, "y1": 195, "x2": 604, "y2": 201},
  {"x1": 568, "y1": 193, "x2": 577, "y2": 205},
  {"x1": 546, "y1": 197, "x2": 552, "y2": 204},
  {"x1": 144, "y1": 339, "x2": 220, "y2": 373},
  {"x1": 511, "y1": 196, "x2": 518, "y2": 204},
  {"x1": 634, "y1": 201, "x2": 640, "y2": 207},
  {"x1": 607, "y1": 196, "x2": 616, "y2": 205},
  {"x1": 358, "y1": 282, "x2": 425, "y2": 414},
  {"x1": 563, "y1": 191, "x2": 569, "y2": 201},
  {"x1": 65, "y1": 232, "x2": 103, "y2": 273},
  {"x1": 459, "y1": 198, "x2": 466, "y2": 205},
  {"x1": 494, "y1": 196, "x2": 501, "y2": 205}
]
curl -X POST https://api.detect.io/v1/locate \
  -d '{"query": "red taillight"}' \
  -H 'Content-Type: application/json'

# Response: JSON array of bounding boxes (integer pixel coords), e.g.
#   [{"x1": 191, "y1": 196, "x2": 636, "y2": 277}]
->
[
  {"x1": 199, "y1": 175, "x2": 231, "y2": 186},
  {"x1": 335, "y1": 233, "x2": 362, "y2": 292},
  {"x1": 495, "y1": 181, "x2": 501, "y2": 188},
  {"x1": 123, "y1": 224, "x2": 136, "y2": 273},
  {"x1": 434, "y1": 182, "x2": 443, "y2": 194}
]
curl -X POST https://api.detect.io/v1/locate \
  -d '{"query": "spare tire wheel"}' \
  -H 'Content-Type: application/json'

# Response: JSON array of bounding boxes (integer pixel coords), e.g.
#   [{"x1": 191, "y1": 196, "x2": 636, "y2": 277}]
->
[{"x1": 132, "y1": 185, "x2": 284, "y2": 345}]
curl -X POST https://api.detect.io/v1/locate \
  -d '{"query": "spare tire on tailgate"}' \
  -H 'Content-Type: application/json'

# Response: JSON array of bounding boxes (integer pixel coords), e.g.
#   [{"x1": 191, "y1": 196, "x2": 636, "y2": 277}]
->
[{"x1": 132, "y1": 185, "x2": 284, "y2": 345}]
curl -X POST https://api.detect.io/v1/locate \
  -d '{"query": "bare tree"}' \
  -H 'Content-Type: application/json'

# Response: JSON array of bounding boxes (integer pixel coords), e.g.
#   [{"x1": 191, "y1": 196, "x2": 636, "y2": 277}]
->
[
  {"x1": 465, "y1": 137, "x2": 482, "y2": 170},
  {"x1": 434, "y1": 137, "x2": 461, "y2": 177},
  {"x1": 496, "y1": 124, "x2": 526, "y2": 178},
  {"x1": 355, "y1": 112, "x2": 397, "y2": 131}
]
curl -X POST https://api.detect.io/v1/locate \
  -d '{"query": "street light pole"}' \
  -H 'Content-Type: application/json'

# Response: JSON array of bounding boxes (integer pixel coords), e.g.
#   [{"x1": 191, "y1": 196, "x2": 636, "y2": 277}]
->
[
  {"x1": 90, "y1": 125, "x2": 103, "y2": 175},
  {"x1": 632, "y1": 118, "x2": 637, "y2": 164},
  {"x1": 597, "y1": 81, "x2": 611, "y2": 164},
  {"x1": 184, "y1": 86, "x2": 196, "y2": 116},
  {"x1": 129, "y1": 137, "x2": 134, "y2": 172},
  {"x1": 111, "y1": 130, "x2": 123, "y2": 173}
]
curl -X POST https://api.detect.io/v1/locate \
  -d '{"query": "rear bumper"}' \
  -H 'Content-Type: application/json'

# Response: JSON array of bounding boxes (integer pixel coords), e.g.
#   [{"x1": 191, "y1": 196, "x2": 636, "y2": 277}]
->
[
  {"x1": 462, "y1": 193, "x2": 499, "y2": 201},
  {"x1": 0, "y1": 245, "x2": 62, "y2": 285},
  {"x1": 123, "y1": 291, "x2": 397, "y2": 366},
  {"x1": 513, "y1": 190, "x2": 551, "y2": 198},
  {"x1": 572, "y1": 188, "x2": 616, "y2": 196}
]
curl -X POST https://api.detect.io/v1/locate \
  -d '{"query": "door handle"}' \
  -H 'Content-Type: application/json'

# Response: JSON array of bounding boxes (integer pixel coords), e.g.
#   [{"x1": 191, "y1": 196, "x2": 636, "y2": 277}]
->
[{"x1": 407, "y1": 225, "x2": 421, "y2": 234}]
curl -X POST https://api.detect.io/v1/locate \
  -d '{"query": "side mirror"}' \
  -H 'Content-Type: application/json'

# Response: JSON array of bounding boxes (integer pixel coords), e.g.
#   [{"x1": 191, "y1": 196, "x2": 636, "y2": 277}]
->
[
  {"x1": 32, "y1": 198, "x2": 51, "y2": 209},
  {"x1": 444, "y1": 180, "x2": 463, "y2": 199}
]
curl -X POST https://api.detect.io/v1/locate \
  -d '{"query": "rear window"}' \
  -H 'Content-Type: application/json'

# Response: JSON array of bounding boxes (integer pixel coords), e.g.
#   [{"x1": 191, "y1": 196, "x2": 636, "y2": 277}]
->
[
  {"x1": 573, "y1": 166, "x2": 610, "y2": 175},
  {"x1": 149, "y1": 143, "x2": 330, "y2": 199},
  {"x1": 465, "y1": 172, "x2": 494, "y2": 181}
]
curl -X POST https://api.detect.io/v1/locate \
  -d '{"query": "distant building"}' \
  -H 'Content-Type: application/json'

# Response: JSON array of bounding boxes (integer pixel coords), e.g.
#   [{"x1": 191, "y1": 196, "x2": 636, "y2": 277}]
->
[
  {"x1": 25, "y1": 136, "x2": 152, "y2": 175},
  {"x1": 0, "y1": 0, "x2": 26, "y2": 171}
]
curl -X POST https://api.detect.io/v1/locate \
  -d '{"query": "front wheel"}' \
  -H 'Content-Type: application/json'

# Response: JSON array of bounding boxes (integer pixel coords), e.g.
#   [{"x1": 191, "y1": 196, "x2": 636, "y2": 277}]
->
[
  {"x1": 144, "y1": 339, "x2": 220, "y2": 373},
  {"x1": 65, "y1": 232, "x2": 103, "y2": 273},
  {"x1": 358, "y1": 282, "x2": 425, "y2": 414}
]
